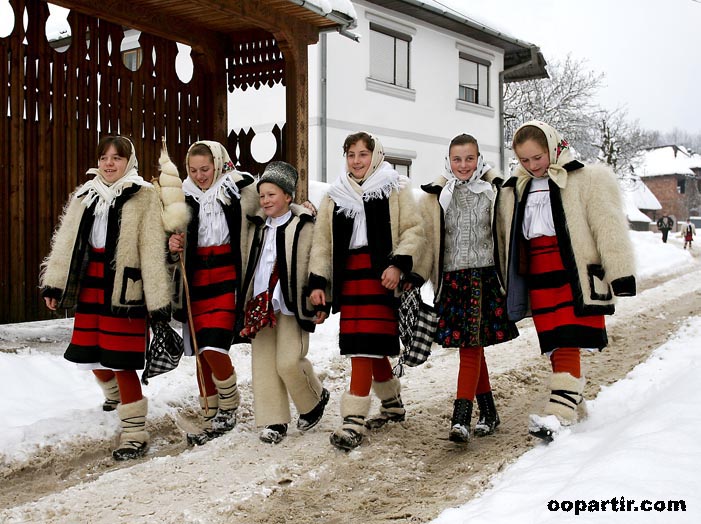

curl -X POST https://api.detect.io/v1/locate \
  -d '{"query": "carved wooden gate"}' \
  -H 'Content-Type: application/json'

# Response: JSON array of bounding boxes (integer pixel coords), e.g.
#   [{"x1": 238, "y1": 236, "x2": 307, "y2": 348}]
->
[{"x1": 1, "y1": 0, "x2": 210, "y2": 322}]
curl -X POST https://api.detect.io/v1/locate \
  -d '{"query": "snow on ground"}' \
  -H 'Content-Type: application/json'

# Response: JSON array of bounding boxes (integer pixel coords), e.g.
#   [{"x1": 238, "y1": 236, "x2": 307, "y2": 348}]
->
[
  {"x1": 0, "y1": 228, "x2": 698, "y2": 521},
  {"x1": 433, "y1": 316, "x2": 701, "y2": 524}
]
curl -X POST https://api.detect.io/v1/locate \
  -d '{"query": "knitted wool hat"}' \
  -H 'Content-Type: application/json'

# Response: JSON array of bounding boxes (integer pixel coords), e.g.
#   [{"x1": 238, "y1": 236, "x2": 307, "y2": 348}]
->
[{"x1": 257, "y1": 161, "x2": 298, "y2": 196}]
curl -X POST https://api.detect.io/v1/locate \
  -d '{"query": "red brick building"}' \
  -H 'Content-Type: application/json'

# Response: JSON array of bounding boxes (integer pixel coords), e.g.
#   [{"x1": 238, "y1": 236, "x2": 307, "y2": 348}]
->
[{"x1": 636, "y1": 146, "x2": 701, "y2": 224}]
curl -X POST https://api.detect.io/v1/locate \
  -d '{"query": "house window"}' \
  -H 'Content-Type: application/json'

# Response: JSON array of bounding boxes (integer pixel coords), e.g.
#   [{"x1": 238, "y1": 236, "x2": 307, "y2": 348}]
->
[
  {"x1": 459, "y1": 53, "x2": 489, "y2": 106},
  {"x1": 122, "y1": 48, "x2": 142, "y2": 71},
  {"x1": 386, "y1": 157, "x2": 411, "y2": 178},
  {"x1": 677, "y1": 178, "x2": 686, "y2": 194},
  {"x1": 369, "y1": 23, "x2": 410, "y2": 88}
]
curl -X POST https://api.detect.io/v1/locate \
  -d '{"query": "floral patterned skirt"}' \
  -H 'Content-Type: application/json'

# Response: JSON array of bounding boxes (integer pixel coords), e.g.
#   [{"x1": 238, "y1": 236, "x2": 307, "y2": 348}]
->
[{"x1": 435, "y1": 266, "x2": 518, "y2": 348}]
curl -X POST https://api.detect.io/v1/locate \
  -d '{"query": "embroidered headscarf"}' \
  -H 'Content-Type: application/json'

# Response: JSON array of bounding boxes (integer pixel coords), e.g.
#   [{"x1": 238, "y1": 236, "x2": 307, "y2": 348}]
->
[
  {"x1": 513, "y1": 120, "x2": 575, "y2": 198},
  {"x1": 182, "y1": 140, "x2": 242, "y2": 209},
  {"x1": 78, "y1": 136, "x2": 147, "y2": 217},
  {"x1": 439, "y1": 146, "x2": 494, "y2": 213}
]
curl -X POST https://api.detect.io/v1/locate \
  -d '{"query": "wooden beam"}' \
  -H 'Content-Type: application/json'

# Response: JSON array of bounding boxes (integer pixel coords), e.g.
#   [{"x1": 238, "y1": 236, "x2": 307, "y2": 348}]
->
[{"x1": 41, "y1": 0, "x2": 225, "y2": 57}]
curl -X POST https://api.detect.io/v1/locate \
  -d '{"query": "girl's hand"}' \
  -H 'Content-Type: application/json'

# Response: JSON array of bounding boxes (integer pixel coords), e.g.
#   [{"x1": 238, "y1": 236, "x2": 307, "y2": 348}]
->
[
  {"x1": 310, "y1": 289, "x2": 326, "y2": 306},
  {"x1": 314, "y1": 311, "x2": 328, "y2": 324},
  {"x1": 302, "y1": 200, "x2": 317, "y2": 216},
  {"x1": 44, "y1": 297, "x2": 57, "y2": 311},
  {"x1": 168, "y1": 232, "x2": 185, "y2": 253},
  {"x1": 381, "y1": 266, "x2": 401, "y2": 290},
  {"x1": 401, "y1": 281, "x2": 414, "y2": 292}
]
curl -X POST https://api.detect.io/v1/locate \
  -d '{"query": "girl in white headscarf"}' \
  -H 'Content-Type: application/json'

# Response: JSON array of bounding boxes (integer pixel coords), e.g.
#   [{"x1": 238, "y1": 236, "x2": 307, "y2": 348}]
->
[
  {"x1": 495, "y1": 120, "x2": 636, "y2": 440},
  {"x1": 167, "y1": 140, "x2": 259, "y2": 446},
  {"x1": 41, "y1": 136, "x2": 171, "y2": 461},
  {"x1": 308, "y1": 131, "x2": 424, "y2": 451},
  {"x1": 416, "y1": 133, "x2": 518, "y2": 444}
]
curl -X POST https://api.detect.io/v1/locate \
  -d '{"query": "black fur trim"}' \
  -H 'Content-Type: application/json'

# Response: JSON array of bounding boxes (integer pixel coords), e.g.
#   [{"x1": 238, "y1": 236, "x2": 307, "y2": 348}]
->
[
  {"x1": 41, "y1": 286, "x2": 63, "y2": 300},
  {"x1": 149, "y1": 306, "x2": 171, "y2": 324},
  {"x1": 389, "y1": 254, "x2": 413, "y2": 275},
  {"x1": 308, "y1": 273, "x2": 328, "y2": 291},
  {"x1": 611, "y1": 276, "x2": 636, "y2": 297}
]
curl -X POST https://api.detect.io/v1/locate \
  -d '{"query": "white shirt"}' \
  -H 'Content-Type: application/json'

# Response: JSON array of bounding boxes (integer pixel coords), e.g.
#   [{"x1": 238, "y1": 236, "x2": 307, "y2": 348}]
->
[
  {"x1": 197, "y1": 202, "x2": 230, "y2": 247},
  {"x1": 522, "y1": 177, "x2": 556, "y2": 239},
  {"x1": 253, "y1": 211, "x2": 293, "y2": 316}
]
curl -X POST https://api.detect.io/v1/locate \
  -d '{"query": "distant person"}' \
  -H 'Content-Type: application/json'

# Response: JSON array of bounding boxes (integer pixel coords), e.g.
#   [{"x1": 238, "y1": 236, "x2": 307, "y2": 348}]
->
[
  {"x1": 40, "y1": 136, "x2": 171, "y2": 460},
  {"x1": 656, "y1": 215, "x2": 674, "y2": 243},
  {"x1": 683, "y1": 220, "x2": 696, "y2": 249},
  {"x1": 240, "y1": 161, "x2": 329, "y2": 444},
  {"x1": 415, "y1": 133, "x2": 518, "y2": 444},
  {"x1": 308, "y1": 131, "x2": 424, "y2": 451},
  {"x1": 495, "y1": 121, "x2": 637, "y2": 441}
]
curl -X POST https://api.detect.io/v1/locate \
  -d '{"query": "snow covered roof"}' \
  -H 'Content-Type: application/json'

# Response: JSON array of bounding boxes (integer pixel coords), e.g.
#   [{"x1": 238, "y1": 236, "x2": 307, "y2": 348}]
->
[
  {"x1": 625, "y1": 178, "x2": 662, "y2": 210},
  {"x1": 688, "y1": 152, "x2": 701, "y2": 170},
  {"x1": 634, "y1": 146, "x2": 695, "y2": 178},
  {"x1": 624, "y1": 192, "x2": 653, "y2": 223}
]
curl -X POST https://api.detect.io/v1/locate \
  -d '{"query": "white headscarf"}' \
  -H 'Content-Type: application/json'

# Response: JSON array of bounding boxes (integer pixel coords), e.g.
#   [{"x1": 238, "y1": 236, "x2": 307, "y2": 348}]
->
[
  {"x1": 78, "y1": 137, "x2": 148, "y2": 218},
  {"x1": 182, "y1": 140, "x2": 242, "y2": 211},
  {"x1": 439, "y1": 148, "x2": 494, "y2": 213},
  {"x1": 327, "y1": 134, "x2": 408, "y2": 248},
  {"x1": 513, "y1": 120, "x2": 576, "y2": 198}
]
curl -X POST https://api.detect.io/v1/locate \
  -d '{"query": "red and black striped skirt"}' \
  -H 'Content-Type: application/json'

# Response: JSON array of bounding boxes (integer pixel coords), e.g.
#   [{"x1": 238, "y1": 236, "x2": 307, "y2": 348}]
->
[
  {"x1": 66, "y1": 248, "x2": 148, "y2": 370},
  {"x1": 339, "y1": 247, "x2": 399, "y2": 357},
  {"x1": 527, "y1": 236, "x2": 607, "y2": 353},
  {"x1": 188, "y1": 243, "x2": 237, "y2": 352}
]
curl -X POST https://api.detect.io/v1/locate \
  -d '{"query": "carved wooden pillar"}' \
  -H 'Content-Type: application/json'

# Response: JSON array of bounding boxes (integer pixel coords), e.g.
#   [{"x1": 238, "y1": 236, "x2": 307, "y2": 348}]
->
[
  {"x1": 192, "y1": 46, "x2": 227, "y2": 145},
  {"x1": 277, "y1": 37, "x2": 309, "y2": 203}
]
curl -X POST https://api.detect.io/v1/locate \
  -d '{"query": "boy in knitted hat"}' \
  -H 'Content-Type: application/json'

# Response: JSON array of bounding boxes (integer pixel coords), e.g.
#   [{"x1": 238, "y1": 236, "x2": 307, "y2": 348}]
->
[{"x1": 240, "y1": 161, "x2": 330, "y2": 443}]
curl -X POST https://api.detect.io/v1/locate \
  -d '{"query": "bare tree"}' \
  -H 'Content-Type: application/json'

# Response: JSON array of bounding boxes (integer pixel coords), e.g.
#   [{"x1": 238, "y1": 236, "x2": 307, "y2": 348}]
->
[
  {"x1": 503, "y1": 55, "x2": 604, "y2": 158},
  {"x1": 655, "y1": 128, "x2": 701, "y2": 152},
  {"x1": 595, "y1": 109, "x2": 657, "y2": 176}
]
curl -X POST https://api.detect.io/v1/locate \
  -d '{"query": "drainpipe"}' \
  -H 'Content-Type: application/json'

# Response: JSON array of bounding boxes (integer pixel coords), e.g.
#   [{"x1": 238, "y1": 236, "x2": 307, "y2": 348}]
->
[
  {"x1": 321, "y1": 32, "x2": 328, "y2": 182},
  {"x1": 499, "y1": 46, "x2": 541, "y2": 174}
]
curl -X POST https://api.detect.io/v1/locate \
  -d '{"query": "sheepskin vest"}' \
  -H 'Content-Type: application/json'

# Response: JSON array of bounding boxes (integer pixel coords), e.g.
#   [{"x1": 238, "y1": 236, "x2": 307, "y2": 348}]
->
[
  {"x1": 241, "y1": 204, "x2": 318, "y2": 332},
  {"x1": 415, "y1": 169, "x2": 504, "y2": 300},
  {"x1": 308, "y1": 184, "x2": 424, "y2": 311},
  {"x1": 40, "y1": 183, "x2": 171, "y2": 313},
  {"x1": 494, "y1": 162, "x2": 637, "y2": 321}
]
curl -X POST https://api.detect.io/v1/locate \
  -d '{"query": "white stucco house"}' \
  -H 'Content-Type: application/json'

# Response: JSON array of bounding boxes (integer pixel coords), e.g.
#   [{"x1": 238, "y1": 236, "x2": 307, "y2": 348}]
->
[{"x1": 230, "y1": 0, "x2": 547, "y2": 186}]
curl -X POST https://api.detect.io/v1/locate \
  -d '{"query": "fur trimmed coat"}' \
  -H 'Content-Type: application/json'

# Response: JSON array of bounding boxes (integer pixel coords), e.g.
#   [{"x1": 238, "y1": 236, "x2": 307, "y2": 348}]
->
[
  {"x1": 494, "y1": 162, "x2": 636, "y2": 321},
  {"x1": 308, "y1": 183, "x2": 424, "y2": 311},
  {"x1": 415, "y1": 169, "x2": 504, "y2": 299},
  {"x1": 241, "y1": 204, "x2": 319, "y2": 333},
  {"x1": 171, "y1": 173, "x2": 259, "y2": 323},
  {"x1": 40, "y1": 183, "x2": 171, "y2": 316}
]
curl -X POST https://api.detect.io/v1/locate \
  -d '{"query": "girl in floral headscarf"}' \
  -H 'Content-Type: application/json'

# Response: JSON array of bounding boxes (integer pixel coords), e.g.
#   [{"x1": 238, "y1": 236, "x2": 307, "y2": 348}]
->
[
  {"x1": 167, "y1": 140, "x2": 259, "y2": 445},
  {"x1": 41, "y1": 136, "x2": 171, "y2": 461},
  {"x1": 495, "y1": 121, "x2": 636, "y2": 440},
  {"x1": 416, "y1": 133, "x2": 518, "y2": 444}
]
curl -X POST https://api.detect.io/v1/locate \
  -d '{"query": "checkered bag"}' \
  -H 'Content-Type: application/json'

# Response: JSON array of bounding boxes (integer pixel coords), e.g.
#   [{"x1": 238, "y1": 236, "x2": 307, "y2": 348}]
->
[
  {"x1": 395, "y1": 287, "x2": 438, "y2": 376},
  {"x1": 142, "y1": 321, "x2": 184, "y2": 384}
]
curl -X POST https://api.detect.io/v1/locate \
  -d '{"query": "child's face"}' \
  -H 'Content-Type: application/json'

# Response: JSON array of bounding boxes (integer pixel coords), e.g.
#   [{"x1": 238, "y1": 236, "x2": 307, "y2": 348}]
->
[
  {"x1": 345, "y1": 140, "x2": 373, "y2": 179},
  {"x1": 188, "y1": 154, "x2": 215, "y2": 190},
  {"x1": 98, "y1": 145, "x2": 129, "y2": 184},
  {"x1": 515, "y1": 139, "x2": 550, "y2": 178},
  {"x1": 449, "y1": 143, "x2": 479, "y2": 181},
  {"x1": 259, "y1": 182, "x2": 292, "y2": 218}
]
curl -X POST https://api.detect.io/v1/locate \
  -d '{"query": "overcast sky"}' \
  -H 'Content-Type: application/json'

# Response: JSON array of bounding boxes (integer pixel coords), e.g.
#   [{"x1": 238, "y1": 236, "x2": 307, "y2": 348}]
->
[{"x1": 439, "y1": 0, "x2": 701, "y2": 135}]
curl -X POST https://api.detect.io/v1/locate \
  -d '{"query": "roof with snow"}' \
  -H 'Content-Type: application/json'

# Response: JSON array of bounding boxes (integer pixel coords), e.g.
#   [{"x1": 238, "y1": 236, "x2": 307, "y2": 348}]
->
[
  {"x1": 364, "y1": 0, "x2": 548, "y2": 82},
  {"x1": 624, "y1": 192, "x2": 653, "y2": 223},
  {"x1": 634, "y1": 145, "x2": 696, "y2": 178}
]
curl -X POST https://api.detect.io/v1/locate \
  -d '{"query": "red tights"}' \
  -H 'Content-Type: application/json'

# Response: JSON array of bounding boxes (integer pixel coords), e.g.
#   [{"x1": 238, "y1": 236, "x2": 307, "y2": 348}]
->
[
  {"x1": 196, "y1": 350, "x2": 235, "y2": 397},
  {"x1": 549, "y1": 347, "x2": 581, "y2": 378},
  {"x1": 92, "y1": 369, "x2": 142, "y2": 404},
  {"x1": 349, "y1": 356, "x2": 394, "y2": 396},
  {"x1": 456, "y1": 346, "x2": 492, "y2": 401}
]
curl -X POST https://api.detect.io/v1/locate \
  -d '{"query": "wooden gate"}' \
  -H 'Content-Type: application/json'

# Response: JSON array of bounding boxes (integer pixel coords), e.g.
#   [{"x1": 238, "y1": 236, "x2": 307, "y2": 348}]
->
[{"x1": 1, "y1": 0, "x2": 211, "y2": 322}]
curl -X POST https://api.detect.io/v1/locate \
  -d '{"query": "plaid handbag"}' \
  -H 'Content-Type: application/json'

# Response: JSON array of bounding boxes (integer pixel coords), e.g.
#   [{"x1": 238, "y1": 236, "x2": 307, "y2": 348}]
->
[
  {"x1": 142, "y1": 321, "x2": 184, "y2": 384},
  {"x1": 395, "y1": 287, "x2": 438, "y2": 376}
]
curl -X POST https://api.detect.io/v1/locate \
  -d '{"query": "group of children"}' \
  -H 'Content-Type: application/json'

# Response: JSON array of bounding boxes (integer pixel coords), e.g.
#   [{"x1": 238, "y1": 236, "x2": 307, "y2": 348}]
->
[{"x1": 40, "y1": 120, "x2": 636, "y2": 459}]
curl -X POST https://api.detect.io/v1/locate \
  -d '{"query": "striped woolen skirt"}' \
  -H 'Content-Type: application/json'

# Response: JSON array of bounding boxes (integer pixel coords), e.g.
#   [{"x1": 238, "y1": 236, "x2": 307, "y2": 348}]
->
[
  {"x1": 189, "y1": 244, "x2": 237, "y2": 352},
  {"x1": 338, "y1": 247, "x2": 399, "y2": 357},
  {"x1": 65, "y1": 248, "x2": 148, "y2": 370},
  {"x1": 527, "y1": 235, "x2": 607, "y2": 353}
]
